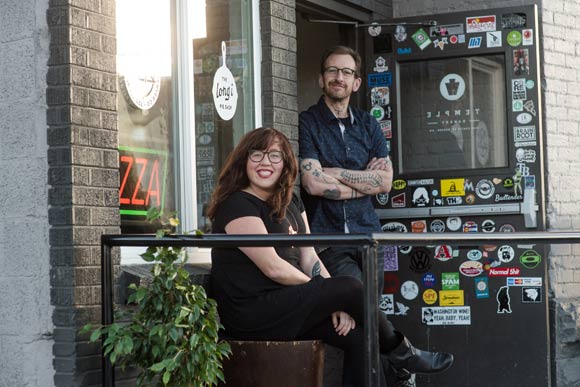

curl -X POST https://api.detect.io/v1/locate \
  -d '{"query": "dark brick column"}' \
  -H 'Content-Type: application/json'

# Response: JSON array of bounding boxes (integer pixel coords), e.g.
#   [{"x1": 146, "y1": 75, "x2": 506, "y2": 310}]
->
[
  {"x1": 46, "y1": 1, "x2": 120, "y2": 385},
  {"x1": 260, "y1": 0, "x2": 299, "y2": 145}
]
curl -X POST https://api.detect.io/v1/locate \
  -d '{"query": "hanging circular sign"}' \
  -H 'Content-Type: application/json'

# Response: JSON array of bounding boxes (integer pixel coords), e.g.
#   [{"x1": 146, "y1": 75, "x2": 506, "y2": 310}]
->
[
  {"x1": 122, "y1": 75, "x2": 161, "y2": 110},
  {"x1": 212, "y1": 41, "x2": 238, "y2": 121}
]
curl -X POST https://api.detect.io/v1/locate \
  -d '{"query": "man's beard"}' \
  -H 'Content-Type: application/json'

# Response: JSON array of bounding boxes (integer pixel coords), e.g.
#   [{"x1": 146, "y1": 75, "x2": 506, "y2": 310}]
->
[{"x1": 324, "y1": 81, "x2": 350, "y2": 101}]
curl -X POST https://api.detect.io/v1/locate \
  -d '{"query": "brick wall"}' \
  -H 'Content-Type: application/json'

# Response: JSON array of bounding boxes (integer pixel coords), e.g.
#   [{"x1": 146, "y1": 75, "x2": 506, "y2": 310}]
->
[
  {"x1": 46, "y1": 1, "x2": 120, "y2": 385},
  {"x1": 0, "y1": 1, "x2": 54, "y2": 386},
  {"x1": 542, "y1": 1, "x2": 580, "y2": 384}
]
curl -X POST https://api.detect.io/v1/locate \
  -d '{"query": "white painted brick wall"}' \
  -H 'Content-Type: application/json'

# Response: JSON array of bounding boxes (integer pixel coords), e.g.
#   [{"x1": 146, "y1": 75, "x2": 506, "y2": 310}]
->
[{"x1": 0, "y1": 1, "x2": 55, "y2": 386}]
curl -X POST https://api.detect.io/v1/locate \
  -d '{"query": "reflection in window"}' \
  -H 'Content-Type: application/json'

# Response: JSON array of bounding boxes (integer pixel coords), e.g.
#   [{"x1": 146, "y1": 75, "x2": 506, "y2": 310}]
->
[
  {"x1": 398, "y1": 55, "x2": 507, "y2": 174},
  {"x1": 117, "y1": 0, "x2": 175, "y2": 233},
  {"x1": 192, "y1": 0, "x2": 255, "y2": 232}
]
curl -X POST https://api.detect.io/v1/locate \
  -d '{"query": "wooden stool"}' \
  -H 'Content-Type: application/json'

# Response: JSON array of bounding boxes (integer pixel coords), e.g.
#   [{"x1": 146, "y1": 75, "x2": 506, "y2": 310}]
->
[{"x1": 220, "y1": 340, "x2": 325, "y2": 387}]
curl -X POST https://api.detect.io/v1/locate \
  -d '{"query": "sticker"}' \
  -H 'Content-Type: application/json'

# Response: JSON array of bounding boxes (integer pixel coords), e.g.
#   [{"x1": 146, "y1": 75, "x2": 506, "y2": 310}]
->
[
  {"x1": 410, "y1": 248, "x2": 432, "y2": 272},
  {"x1": 459, "y1": 261, "x2": 484, "y2": 277},
  {"x1": 412, "y1": 187, "x2": 430, "y2": 206},
  {"x1": 467, "y1": 249, "x2": 483, "y2": 261},
  {"x1": 368, "y1": 73, "x2": 392, "y2": 87},
  {"x1": 212, "y1": 42, "x2": 238, "y2": 121},
  {"x1": 514, "y1": 125, "x2": 536, "y2": 142},
  {"x1": 394, "y1": 25, "x2": 407, "y2": 42},
  {"x1": 502, "y1": 13, "x2": 527, "y2": 29},
  {"x1": 462, "y1": 221, "x2": 478, "y2": 233},
  {"x1": 516, "y1": 112, "x2": 533, "y2": 124},
  {"x1": 423, "y1": 289, "x2": 438, "y2": 305},
  {"x1": 522, "y1": 29, "x2": 534, "y2": 45},
  {"x1": 475, "y1": 277, "x2": 489, "y2": 299},
  {"x1": 412, "y1": 28, "x2": 432, "y2": 50},
  {"x1": 447, "y1": 197, "x2": 462, "y2": 205},
  {"x1": 498, "y1": 245, "x2": 515, "y2": 263},
  {"x1": 476, "y1": 179, "x2": 495, "y2": 199},
  {"x1": 411, "y1": 220, "x2": 427, "y2": 233},
  {"x1": 429, "y1": 23, "x2": 464, "y2": 37},
  {"x1": 371, "y1": 86, "x2": 390, "y2": 106},
  {"x1": 520, "y1": 250, "x2": 541, "y2": 269},
  {"x1": 440, "y1": 73, "x2": 466, "y2": 101},
  {"x1": 489, "y1": 267, "x2": 521, "y2": 277},
  {"x1": 522, "y1": 287, "x2": 542, "y2": 303},
  {"x1": 391, "y1": 192, "x2": 406, "y2": 208},
  {"x1": 408, "y1": 178, "x2": 434, "y2": 186},
  {"x1": 468, "y1": 36, "x2": 482, "y2": 48},
  {"x1": 381, "y1": 222, "x2": 410, "y2": 254},
  {"x1": 435, "y1": 245, "x2": 455, "y2": 261},
  {"x1": 198, "y1": 134, "x2": 212, "y2": 145},
  {"x1": 439, "y1": 290, "x2": 465, "y2": 306},
  {"x1": 432, "y1": 37, "x2": 449, "y2": 50},
  {"x1": 512, "y1": 79, "x2": 527, "y2": 100},
  {"x1": 376, "y1": 192, "x2": 389, "y2": 206},
  {"x1": 368, "y1": 23, "x2": 382, "y2": 37},
  {"x1": 507, "y1": 277, "x2": 542, "y2": 287},
  {"x1": 441, "y1": 178, "x2": 465, "y2": 197},
  {"x1": 446, "y1": 216, "x2": 462, "y2": 231},
  {"x1": 487, "y1": 31, "x2": 502, "y2": 47},
  {"x1": 379, "y1": 294, "x2": 395, "y2": 314},
  {"x1": 465, "y1": 193, "x2": 476, "y2": 204},
  {"x1": 383, "y1": 245, "x2": 398, "y2": 271},
  {"x1": 401, "y1": 280, "x2": 419, "y2": 300},
  {"x1": 422, "y1": 272, "x2": 436, "y2": 288},
  {"x1": 442, "y1": 272, "x2": 460, "y2": 290},
  {"x1": 374, "y1": 56, "x2": 388, "y2": 72},
  {"x1": 513, "y1": 99, "x2": 524, "y2": 112},
  {"x1": 524, "y1": 100, "x2": 537, "y2": 116},
  {"x1": 422, "y1": 306, "x2": 471, "y2": 325},
  {"x1": 507, "y1": 30, "x2": 522, "y2": 47},
  {"x1": 430, "y1": 219, "x2": 446, "y2": 233},
  {"x1": 370, "y1": 105, "x2": 385, "y2": 120},
  {"x1": 525, "y1": 175, "x2": 536, "y2": 189},
  {"x1": 516, "y1": 148, "x2": 536, "y2": 163},
  {"x1": 514, "y1": 48, "x2": 530, "y2": 76},
  {"x1": 526, "y1": 80, "x2": 535, "y2": 89},
  {"x1": 383, "y1": 272, "x2": 400, "y2": 294},
  {"x1": 397, "y1": 47, "x2": 412, "y2": 55},
  {"x1": 481, "y1": 219, "x2": 496, "y2": 232},
  {"x1": 395, "y1": 301, "x2": 410, "y2": 316},
  {"x1": 497, "y1": 286, "x2": 512, "y2": 313},
  {"x1": 499, "y1": 223, "x2": 516, "y2": 232},
  {"x1": 466, "y1": 15, "x2": 496, "y2": 33},
  {"x1": 392, "y1": 179, "x2": 406, "y2": 190}
]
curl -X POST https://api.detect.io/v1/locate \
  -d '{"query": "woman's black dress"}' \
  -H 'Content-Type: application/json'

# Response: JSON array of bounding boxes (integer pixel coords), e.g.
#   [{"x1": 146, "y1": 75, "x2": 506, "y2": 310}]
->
[{"x1": 211, "y1": 191, "x2": 324, "y2": 340}]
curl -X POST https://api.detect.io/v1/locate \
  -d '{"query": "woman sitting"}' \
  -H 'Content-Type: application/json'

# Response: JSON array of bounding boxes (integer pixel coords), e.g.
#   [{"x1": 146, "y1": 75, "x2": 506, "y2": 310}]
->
[{"x1": 207, "y1": 127, "x2": 453, "y2": 386}]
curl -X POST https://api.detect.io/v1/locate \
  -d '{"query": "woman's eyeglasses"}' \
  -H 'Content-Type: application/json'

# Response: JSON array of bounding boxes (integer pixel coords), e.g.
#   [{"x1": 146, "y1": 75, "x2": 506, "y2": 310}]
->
[
  {"x1": 249, "y1": 150, "x2": 283, "y2": 164},
  {"x1": 324, "y1": 66, "x2": 357, "y2": 78}
]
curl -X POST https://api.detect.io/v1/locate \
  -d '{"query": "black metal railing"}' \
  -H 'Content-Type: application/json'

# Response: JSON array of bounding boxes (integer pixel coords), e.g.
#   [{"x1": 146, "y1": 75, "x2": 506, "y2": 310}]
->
[{"x1": 101, "y1": 231, "x2": 580, "y2": 387}]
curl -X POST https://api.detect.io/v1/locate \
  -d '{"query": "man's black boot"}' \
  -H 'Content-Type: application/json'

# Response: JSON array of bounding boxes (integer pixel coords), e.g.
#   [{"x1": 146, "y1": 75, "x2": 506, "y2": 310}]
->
[{"x1": 387, "y1": 334, "x2": 453, "y2": 375}]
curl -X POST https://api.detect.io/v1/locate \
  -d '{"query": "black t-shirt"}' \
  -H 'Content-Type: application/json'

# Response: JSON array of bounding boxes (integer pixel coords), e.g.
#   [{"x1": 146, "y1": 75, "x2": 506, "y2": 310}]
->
[{"x1": 211, "y1": 191, "x2": 322, "y2": 339}]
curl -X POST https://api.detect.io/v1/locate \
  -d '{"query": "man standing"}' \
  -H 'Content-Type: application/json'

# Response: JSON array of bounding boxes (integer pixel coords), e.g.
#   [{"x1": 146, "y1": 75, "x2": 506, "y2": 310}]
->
[{"x1": 299, "y1": 45, "x2": 392, "y2": 291}]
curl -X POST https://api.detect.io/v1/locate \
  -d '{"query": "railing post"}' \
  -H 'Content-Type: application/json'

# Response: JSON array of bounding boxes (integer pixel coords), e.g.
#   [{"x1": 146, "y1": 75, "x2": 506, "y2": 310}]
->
[
  {"x1": 361, "y1": 243, "x2": 381, "y2": 387},
  {"x1": 101, "y1": 237, "x2": 114, "y2": 387}
]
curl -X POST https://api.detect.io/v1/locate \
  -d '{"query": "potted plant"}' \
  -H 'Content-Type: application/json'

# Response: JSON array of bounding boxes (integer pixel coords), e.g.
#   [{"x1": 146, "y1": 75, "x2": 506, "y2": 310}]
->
[{"x1": 83, "y1": 208, "x2": 230, "y2": 387}]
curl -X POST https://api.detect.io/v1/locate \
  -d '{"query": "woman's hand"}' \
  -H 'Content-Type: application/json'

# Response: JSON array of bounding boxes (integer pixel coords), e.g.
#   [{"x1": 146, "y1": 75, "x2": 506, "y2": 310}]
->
[{"x1": 332, "y1": 311, "x2": 356, "y2": 336}]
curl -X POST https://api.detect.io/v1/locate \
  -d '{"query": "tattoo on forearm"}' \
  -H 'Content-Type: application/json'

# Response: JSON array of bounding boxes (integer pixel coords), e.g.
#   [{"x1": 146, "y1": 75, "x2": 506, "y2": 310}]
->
[
  {"x1": 303, "y1": 161, "x2": 312, "y2": 171},
  {"x1": 340, "y1": 171, "x2": 383, "y2": 188},
  {"x1": 323, "y1": 188, "x2": 340, "y2": 199},
  {"x1": 311, "y1": 261, "x2": 321, "y2": 277},
  {"x1": 312, "y1": 169, "x2": 321, "y2": 177}
]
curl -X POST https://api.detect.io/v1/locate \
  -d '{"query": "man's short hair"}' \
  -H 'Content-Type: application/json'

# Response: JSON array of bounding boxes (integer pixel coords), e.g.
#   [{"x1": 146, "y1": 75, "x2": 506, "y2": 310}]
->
[{"x1": 320, "y1": 46, "x2": 362, "y2": 77}]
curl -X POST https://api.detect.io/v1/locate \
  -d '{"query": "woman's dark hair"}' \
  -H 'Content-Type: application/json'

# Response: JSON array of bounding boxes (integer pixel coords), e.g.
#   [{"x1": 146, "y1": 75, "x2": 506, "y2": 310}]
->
[
  {"x1": 207, "y1": 127, "x2": 298, "y2": 221},
  {"x1": 320, "y1": 45, "x2": 362, "y2": 77}
]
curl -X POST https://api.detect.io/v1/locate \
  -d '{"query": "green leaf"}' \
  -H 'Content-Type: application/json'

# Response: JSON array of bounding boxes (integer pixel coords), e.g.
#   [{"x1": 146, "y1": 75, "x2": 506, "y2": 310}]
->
[
  {"x1": 162, "y1": 370, "x2": 171, "y2": 384},
  {"x1": 89, "y1": 328, "x2": 102, "y2": 342}
]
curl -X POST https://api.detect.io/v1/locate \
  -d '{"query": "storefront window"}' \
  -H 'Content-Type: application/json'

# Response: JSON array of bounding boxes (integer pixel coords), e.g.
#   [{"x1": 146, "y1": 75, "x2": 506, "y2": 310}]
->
[
  {"x1": 116, "y1": 0, "x2": 256, "y2": 236},
  {"x1": 117, "y1": 0, "x2": 175, "y2": 233},
  {"x1": 192, "y1": 0, "x2": 255, "y2": 232}
]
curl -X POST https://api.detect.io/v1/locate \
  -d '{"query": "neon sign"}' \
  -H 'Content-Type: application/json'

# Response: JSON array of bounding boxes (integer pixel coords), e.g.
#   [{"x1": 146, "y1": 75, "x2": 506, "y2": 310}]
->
[{"x1": 119, "y1": 146, "x2": 168, "y2": 216}]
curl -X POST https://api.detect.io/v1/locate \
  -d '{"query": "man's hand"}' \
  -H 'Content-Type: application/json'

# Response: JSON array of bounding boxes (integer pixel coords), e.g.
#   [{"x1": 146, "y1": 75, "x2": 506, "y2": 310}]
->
[{"x1": 367, "y1": 156, "x2": 392, "y2": 171}]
